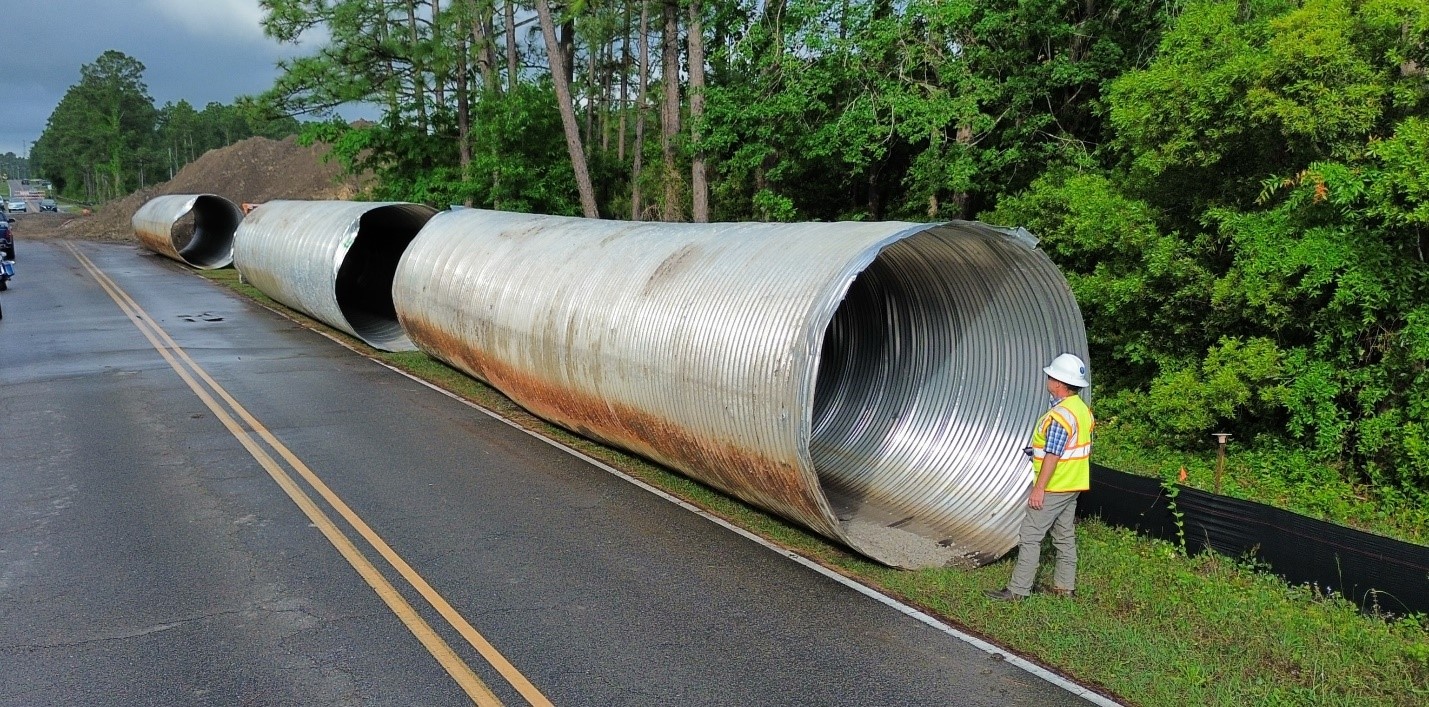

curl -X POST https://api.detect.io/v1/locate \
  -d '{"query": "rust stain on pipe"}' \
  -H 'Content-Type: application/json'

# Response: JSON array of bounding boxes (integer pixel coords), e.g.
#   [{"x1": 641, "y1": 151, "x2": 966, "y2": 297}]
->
[
  {"x1": 132, "y1": 194, "x2": 243, "y2": 269},
  {"x1": 401, "y1": 312, "x2": 838, "y2": 537}
]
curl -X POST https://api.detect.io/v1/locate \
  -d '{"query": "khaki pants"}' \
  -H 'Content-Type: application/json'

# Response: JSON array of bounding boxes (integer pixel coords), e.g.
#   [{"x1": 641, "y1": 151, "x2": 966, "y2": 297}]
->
[{"x1": 1007, "y1": 491, "x2": 1079, "y2": 596}]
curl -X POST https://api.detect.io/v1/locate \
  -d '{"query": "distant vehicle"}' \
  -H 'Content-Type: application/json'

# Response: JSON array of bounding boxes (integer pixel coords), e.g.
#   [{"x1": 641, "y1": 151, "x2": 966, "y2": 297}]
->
[
  {"x1": 6, "y1": 199, "x2": 26, "y2": 213},
  {"x1": 39, "y1": 198, "x2": 57, "y2": 212},
  {"x1": 19, "y1": 179, "x2": 28, "y2": 185},
  {"x1": 0, "y1": 218, "x2": 14, "y2": 260},
  {"x1": 0, "y1": 219, "x2": 12, "y2": 294}
]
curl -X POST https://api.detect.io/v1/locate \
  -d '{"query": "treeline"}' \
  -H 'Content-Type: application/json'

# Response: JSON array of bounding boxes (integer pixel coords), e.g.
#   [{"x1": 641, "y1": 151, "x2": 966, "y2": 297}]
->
[
  {"x1": 30, "y1": 51, "x2": 302, "y2": 203},
  {"x1": 259, "y1": 0, "x2": 1177, "y2": 221},
  {"x1": 0, "y1": 153, "x2": 32, "y2": 182},
  {"x1": 259, "y1": 0, "x2": 1424, "y2": 502}
]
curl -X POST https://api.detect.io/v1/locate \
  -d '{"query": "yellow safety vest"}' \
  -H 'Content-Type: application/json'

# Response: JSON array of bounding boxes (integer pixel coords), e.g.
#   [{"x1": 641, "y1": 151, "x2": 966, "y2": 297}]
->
[{"x1": 1029, "y1": 394, "x2": 1094, "y2": 492}]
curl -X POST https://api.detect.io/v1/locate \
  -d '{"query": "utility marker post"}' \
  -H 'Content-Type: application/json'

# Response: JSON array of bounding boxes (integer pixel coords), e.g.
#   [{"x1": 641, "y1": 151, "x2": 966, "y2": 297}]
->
[{"x1": 1213, "y1": 433, "x2": 1232, "y2": 494}]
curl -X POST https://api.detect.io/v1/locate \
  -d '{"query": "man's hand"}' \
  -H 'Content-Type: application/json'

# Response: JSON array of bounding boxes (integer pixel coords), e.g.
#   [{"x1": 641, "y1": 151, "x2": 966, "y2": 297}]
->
[{"x1": 1028, "y1": 487, "x2": 1045, "y2": 510}]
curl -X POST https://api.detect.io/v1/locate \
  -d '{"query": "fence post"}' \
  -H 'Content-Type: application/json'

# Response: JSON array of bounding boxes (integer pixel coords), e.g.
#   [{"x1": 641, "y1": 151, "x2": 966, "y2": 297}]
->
[{"x1": 1213, "y1": 432, "x2": 1232, "y2": 494}]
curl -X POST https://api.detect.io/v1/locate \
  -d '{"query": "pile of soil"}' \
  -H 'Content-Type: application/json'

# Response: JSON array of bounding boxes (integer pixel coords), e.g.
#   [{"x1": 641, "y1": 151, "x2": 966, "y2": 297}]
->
[{"x1": 18, "y1": 135, "x2": 369, "y2": 241}]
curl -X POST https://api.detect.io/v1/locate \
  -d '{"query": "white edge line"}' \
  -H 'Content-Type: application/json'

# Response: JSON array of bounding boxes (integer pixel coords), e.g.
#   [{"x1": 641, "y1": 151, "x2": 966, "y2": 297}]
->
[
  {"x1": 225, "y1": 285, "x2": 1124, "y2": 707},
  {"x1": 364, "y1": 350, "x2": 1124, "y2": 707}
]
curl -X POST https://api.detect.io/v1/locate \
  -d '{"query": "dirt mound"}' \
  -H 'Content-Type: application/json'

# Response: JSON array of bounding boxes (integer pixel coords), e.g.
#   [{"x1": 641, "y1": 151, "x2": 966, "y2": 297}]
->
[{"x1": 24, "y1": 135, "x2": 369, "y2": 241}]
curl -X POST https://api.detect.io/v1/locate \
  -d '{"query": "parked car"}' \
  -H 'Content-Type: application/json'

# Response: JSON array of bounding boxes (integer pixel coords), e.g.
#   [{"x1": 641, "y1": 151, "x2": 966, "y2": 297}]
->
[
  {"x1": 6, "y1": 199, "x2": 26, "y2": 213},
  {"x1": 39, "y1": 198, "x2": 57, "y2": 212}
]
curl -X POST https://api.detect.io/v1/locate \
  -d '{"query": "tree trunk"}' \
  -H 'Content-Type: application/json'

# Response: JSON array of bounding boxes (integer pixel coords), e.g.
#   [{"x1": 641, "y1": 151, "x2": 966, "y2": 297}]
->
[
  {"x1": 484, "y1": 6, "x2": 501, "y2": 93},
  {"x1": 377, "y1": 13, "x2": 401, "y2": 116},
  {"x1": 660, "y1": 0, "x2": 681, "y2": 222},
  {"x1": 584, "y1": 36, "x2": 596, "y2": 153},
  {"x1": 687, "y1": 0, "x2": 708, "y2": 222},
  {"x1": 631, "y1": 0, "x2": 650, "y2": 221},
  {"x1": 432, "y1": 0, "x2": 445, "y2": 108},
  {"x1": 867, "y1": 170, "x2": 881, "y2": 221},
  {"x1": 764, "y1": 0, "x2": 787, "y2": 55},
  {"x1": 618, "y1": 2, "x2": 631, "y2": 162},
  {"x1": 457, "y1": 33, "x2": 473, "y2": 204},
  {"x1": 536, "y1": 0, "x2": 600, "y2": 218},
  {"x1": 505, "y1": 0, "x2": 519, "y2": 93},
  {"x1": 560, "y1": 17, "x2": 576, "y2": 87},
  {"x1": 471, "y1": 0, "x2": 501, "y2": 93},
  {"x1": 406, "y1": 0, "x2": 428, "y2": 131},
  {"x1": 1071, "y1": 0, "x2": 1096, "y2": 63},
  {"x1": 952, "y1": 124, "x2": 973, "y2": 219},
  {"x1": 600, "y1": 36, "x2": 612, "y2": 154}
]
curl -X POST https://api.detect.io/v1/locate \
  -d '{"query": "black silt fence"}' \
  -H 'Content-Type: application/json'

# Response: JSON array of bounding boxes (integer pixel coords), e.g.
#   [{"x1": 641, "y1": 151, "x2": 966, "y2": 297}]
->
[{"x1": 1079, "y1": 464, "x2": 1429, "y2": 616}]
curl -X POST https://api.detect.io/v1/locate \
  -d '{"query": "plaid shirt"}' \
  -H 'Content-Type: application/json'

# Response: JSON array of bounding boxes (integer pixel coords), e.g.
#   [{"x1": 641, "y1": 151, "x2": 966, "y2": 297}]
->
[{"x1": 1043, "y1": 403, "x2": 1071, "y2": 456}]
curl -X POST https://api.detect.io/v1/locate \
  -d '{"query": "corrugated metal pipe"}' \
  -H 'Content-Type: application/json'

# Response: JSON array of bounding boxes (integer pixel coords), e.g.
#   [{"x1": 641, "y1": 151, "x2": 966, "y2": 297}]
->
[
  {"x1": 132, "y1": 194, "x2": 244, "y2": 269},
  {"x1": 234, "y1": 200, "x2": 438, "y2": 352},
  {"x1": 393, "y1": 209, "x2": 1089, "y2": 568}
]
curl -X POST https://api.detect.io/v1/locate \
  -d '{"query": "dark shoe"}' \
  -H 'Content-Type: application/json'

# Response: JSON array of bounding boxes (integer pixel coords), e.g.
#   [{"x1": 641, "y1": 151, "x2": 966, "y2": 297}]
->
[
  {"x1": 1047, "y1": 587, "x2": 1076, "y2": 598},
  {"x1": 984, "y1": 588, "x2": 1026, "y2": 602}
]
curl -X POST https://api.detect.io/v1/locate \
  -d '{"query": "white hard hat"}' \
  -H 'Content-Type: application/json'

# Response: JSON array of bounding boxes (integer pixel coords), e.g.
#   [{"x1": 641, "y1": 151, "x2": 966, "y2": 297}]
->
[{"x1": 1044, "y1": 353, "x2": 1090, "y2": 388}]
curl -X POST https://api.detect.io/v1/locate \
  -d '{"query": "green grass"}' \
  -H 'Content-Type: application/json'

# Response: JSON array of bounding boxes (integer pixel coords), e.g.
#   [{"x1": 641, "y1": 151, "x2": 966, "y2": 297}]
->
[{"x1": 196, "y1": 268, "x2": 1429, "y2": 706}]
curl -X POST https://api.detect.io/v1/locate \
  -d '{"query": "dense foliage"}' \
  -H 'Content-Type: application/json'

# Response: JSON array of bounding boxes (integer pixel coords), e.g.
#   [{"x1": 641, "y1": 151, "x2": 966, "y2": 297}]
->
[
  {"x1": 31, "y1": 51, "x2": 300, "y2": 202},
  {"x1": 990, "y1": 0, "x2": 1429, "y2": 497},
  {"x1": 20, "y1": 2, "x2": 1420, "y2": 508}
]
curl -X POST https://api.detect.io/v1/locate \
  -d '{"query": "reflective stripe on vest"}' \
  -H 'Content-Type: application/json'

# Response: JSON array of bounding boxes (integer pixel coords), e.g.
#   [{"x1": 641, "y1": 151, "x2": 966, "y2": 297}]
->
[{"x1": 1029, "y1": 394, "x2": 1094, "y2": 492}]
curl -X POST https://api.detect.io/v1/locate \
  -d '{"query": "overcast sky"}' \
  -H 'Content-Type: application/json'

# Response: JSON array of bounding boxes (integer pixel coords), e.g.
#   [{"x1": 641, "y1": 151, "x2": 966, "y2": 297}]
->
[{"x1": 1, "y1": 0, "x2": 356, "y2": 159}]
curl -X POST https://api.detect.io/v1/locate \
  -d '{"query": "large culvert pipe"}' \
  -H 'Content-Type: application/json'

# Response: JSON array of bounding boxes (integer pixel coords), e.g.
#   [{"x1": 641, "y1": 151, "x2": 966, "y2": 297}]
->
[
  {"x1": 393, "y1": 209, "x2": 1088, "y2": 568},
  {"x1": 132, "y1": 194, "x2": 244, "y2": 269},
  {"x1": 234, "y1": 200, "x2": 437, "y2": 351}
]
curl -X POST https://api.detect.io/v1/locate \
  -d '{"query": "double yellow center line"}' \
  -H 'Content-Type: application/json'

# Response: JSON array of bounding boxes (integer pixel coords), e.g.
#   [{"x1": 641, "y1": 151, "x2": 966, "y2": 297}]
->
[{"x1": 68, "y1": 243, "x2": 552, "y2": 706}]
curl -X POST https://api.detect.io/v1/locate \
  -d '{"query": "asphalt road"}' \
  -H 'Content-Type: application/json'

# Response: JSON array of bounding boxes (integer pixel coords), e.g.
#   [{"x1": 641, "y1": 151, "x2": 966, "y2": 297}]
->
[
  {"x1": 5, "y1": 179, "x2": 37, "y2": 213},
  {"x1": 0, "y1": 240, "x2": 1106, "y2": 706}
]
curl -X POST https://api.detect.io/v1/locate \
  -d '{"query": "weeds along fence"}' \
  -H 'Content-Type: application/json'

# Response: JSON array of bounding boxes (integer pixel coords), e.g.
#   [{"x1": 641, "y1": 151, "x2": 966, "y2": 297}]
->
[{"x1": 1081, "y1": 464, "x2": 1429, "y2": 616}]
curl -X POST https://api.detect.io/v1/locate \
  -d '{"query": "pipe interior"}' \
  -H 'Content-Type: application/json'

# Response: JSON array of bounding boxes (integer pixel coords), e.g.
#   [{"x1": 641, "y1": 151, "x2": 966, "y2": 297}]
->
[
  {"x1": 170, "y1": 212, "x2": 196, "y2": 253},
  {"x1": 335, "y1": 205, "x2": 433, "y2": 349},
  {"x1": 811, "y1": 230, "x2": 1027, "y2": 536},
  {"x1": 176, "y1": 196, "x2": 242, "y2": 269}
]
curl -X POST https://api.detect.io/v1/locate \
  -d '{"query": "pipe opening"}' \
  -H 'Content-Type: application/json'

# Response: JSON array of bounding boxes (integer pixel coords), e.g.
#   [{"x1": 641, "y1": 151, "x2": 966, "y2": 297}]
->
[
  {"x1": 175, "y1": 195, "x2": 243, "y2": 269},
  {"x1": 811, "y1": 228, "x2": 1033, "y2": 565},
  {"x1": 335, "y1": 205, "x2": 434, "y2": 350}
]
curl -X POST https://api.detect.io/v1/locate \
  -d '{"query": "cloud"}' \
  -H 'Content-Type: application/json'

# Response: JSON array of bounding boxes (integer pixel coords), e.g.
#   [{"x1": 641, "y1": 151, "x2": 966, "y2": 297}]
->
[
  {"x1": 143, "y1": 0, "x2": 269, "y2": 43},
  {"x1": 0, "y1": 0, "x2": 353, "y2": 157}
]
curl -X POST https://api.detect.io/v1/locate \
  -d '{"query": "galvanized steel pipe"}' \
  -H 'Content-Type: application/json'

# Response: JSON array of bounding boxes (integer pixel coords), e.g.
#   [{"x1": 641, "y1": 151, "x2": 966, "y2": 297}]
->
[
  {"x1": 234, "y1": 200, "x2": 437, "y2": 351},
  {"x1": 393, "y1": 210, "x2": 1089, "y2": 568},
  {"x1": 132, "y1": 194, "x2": 244, "y2": 269}
]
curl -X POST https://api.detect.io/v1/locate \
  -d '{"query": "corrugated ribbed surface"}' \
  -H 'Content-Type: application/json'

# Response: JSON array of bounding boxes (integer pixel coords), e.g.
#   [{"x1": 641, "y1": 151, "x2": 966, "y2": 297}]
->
[
  {"x1": 131, "y1": 194, "x2": 242, "y2": 269},
  {"x1": 234, "y1": 200, "x2": 437, "y2": 351},
  {"x1": 810, "y1": 223, "x2": 1088, "y2": 564},
  {"x1": 393, "y1": 209, "x2": 1088, "y2": 567}
]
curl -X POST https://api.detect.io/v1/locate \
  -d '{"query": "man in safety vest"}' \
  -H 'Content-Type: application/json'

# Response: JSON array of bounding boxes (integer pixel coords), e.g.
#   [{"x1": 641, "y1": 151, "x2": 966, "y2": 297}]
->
[{"x1": 986, "y1": 353, "x2": 1094, "y2": 601}]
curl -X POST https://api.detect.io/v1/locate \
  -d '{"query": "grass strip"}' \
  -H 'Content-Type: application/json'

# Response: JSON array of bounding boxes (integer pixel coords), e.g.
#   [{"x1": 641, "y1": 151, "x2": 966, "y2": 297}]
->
[{"x1": 199, "y1": 267, "x2": 1429, "y2": 706}]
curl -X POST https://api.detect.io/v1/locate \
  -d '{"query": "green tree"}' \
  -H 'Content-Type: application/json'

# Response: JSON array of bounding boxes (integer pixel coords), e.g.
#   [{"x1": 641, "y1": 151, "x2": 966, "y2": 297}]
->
[
  {"x1": 156, "y1": 100, "x2": 202, "y2": 178},
  {"x1": 997, "y1": 0, "x2": 1429, "y2": 494},
  {"x1": 34, "y1": 51, "x2": 157, "y2": 201},
  {"x1": 701, "y1": 0, "x2": 1173, "y2": 222}
]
